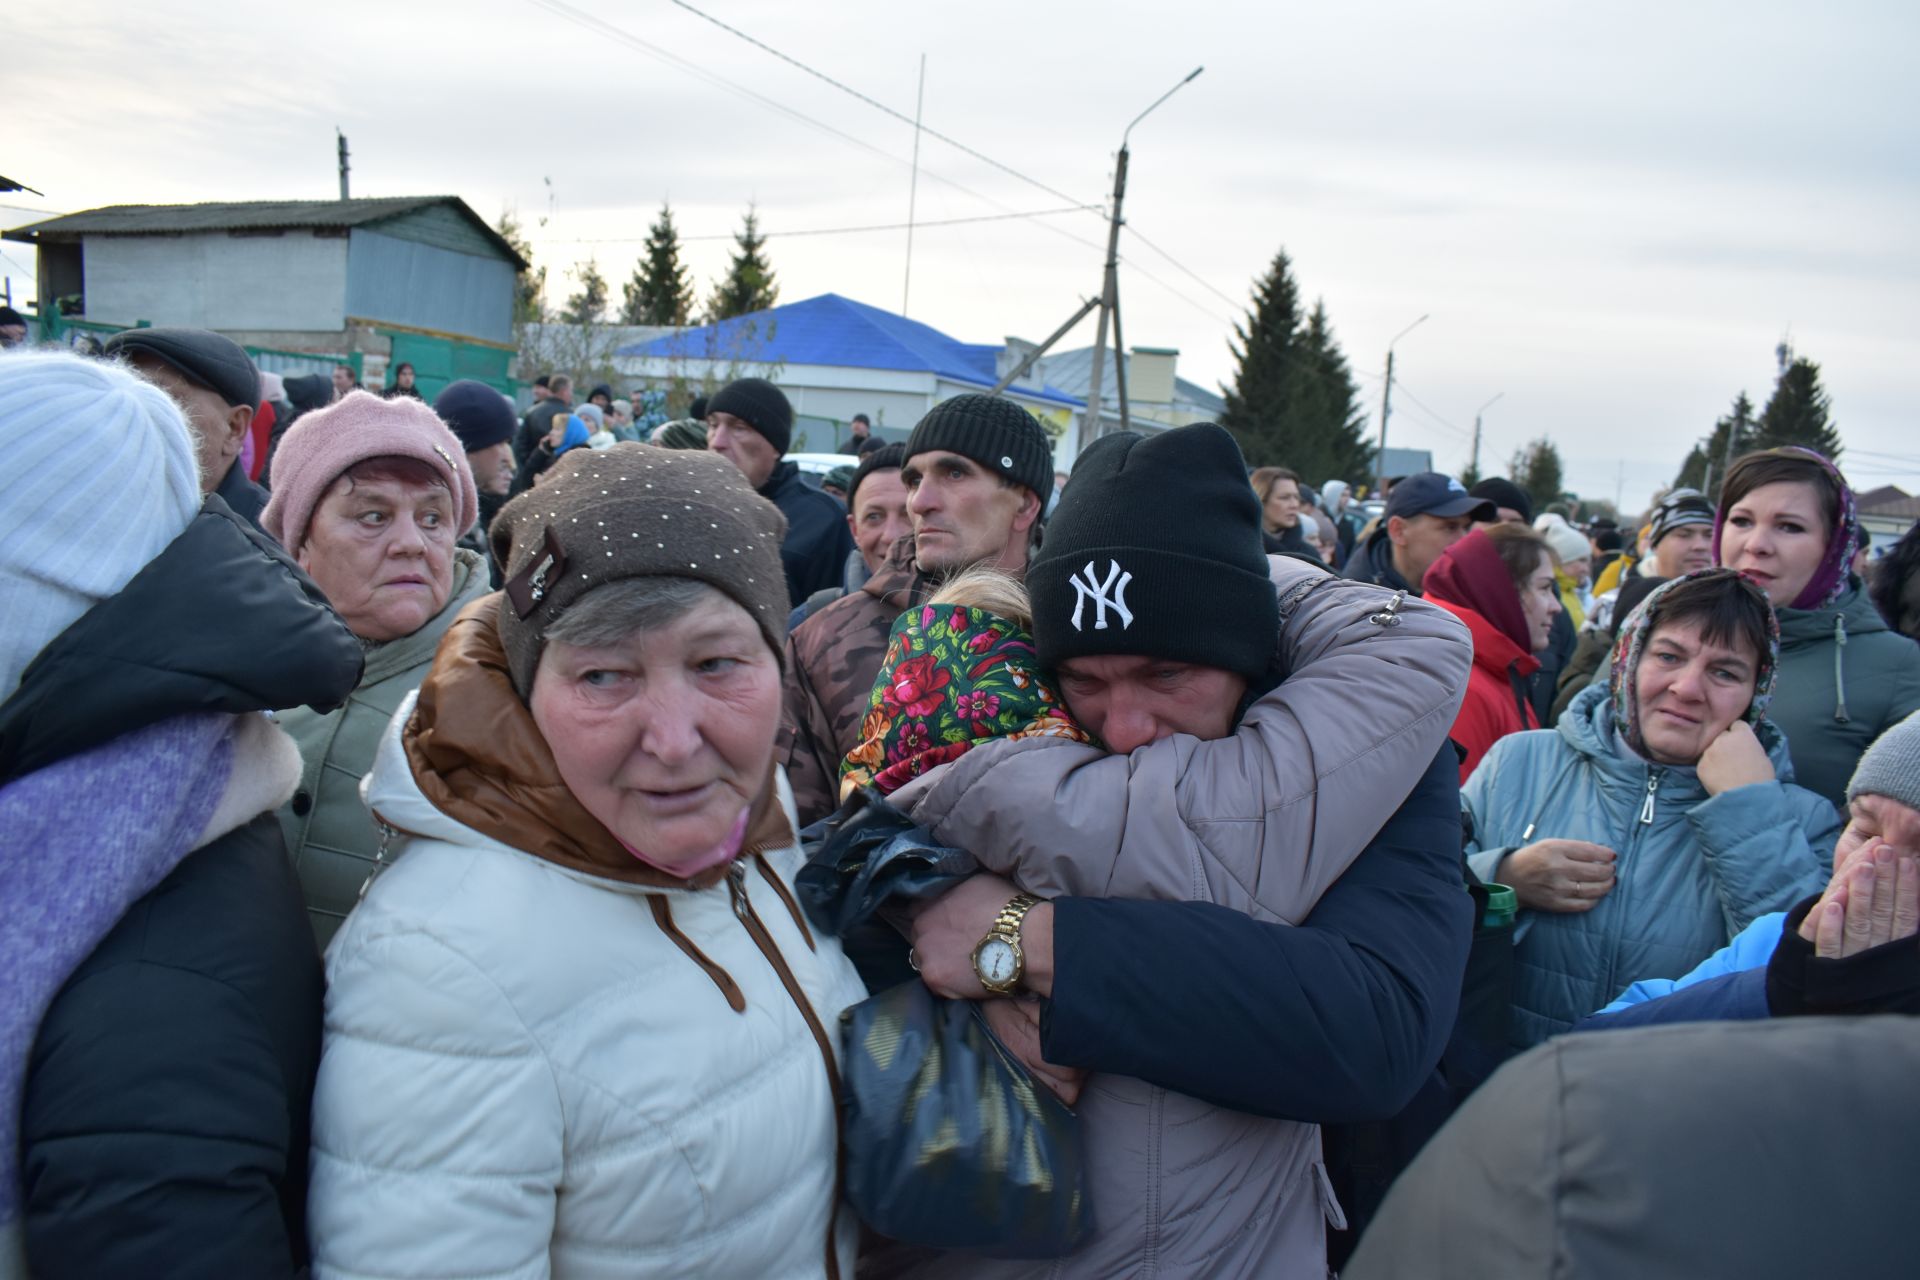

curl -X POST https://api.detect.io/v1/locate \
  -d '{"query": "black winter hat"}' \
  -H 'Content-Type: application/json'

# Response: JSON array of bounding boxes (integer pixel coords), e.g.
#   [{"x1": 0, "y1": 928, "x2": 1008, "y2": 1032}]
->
[
  {"x1": 1029, "y1": 424, "x2": 1278, "y2": 680},
  {"x1": 1469, "y1": 476, "x2": 1533, "y2": 525},
  {"x1": 707, "y1": 377, "x2": 792, "y2": 455},
  {"x1": 434, "y1": 379, "x2": 518, "y2": 453},
  {"x1": 904, "y1": 394, "x2": 1053, "y2": 499},
  {"x1": 104, "y1": 326, "x2": 259, "y2": 410}
]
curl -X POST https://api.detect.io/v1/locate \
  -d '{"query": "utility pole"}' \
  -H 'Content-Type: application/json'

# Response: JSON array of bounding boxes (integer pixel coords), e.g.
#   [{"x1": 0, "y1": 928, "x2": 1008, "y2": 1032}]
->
[
  {"x1": 1471, "y1": 392, "x2": 1503, "y2": 479},
  {"x1": 1374, "y1": 314, "x2": 1428, "y2": 494},
  {"x1": 1082, "y1": 145, "x2": 1127, "y2": 439},
  {"x1": 336, "y1": 129, "x2": 351, "y2": 200},
  {"x1": 902, "y1": 54, "x2": 926, "y2": 317},
  {"x1": 1081, "y1": 66, "x2": 1201, "y2": 441}
]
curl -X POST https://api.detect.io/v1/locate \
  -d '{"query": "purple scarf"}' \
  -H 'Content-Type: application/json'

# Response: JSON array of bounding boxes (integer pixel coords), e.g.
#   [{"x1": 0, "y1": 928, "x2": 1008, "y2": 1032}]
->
[{"x1": 1, "y1": 713, "x2": 234, "y2": 1243}]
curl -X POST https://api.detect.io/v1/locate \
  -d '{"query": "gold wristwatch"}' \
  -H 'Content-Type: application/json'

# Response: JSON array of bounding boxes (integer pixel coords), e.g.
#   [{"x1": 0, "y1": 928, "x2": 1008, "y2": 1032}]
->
[{"x1": 971, "y1": 893, "x2": 1041, "y2": 995}]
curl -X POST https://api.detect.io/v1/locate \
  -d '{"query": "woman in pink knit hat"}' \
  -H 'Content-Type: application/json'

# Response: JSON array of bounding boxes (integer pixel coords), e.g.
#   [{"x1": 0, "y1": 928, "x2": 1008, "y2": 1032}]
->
[{"x1": 261, "y1": 389, "x2": 492, "y2": 947}]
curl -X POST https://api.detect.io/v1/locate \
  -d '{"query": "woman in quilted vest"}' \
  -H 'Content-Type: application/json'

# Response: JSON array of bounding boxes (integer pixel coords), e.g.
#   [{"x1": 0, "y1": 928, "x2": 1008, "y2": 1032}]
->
[
  {"x1": 307, "y1": 445, "x2": 868, "y2": 1279},
  {"x1": 1463, "y1": 568, "x2": 1838, "y2": 1047}
]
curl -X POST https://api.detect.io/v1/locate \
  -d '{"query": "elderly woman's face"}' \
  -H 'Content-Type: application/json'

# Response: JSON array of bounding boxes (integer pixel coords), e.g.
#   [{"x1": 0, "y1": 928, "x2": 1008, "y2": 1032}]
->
[
  {"x1": 529, "y1": 594, "x2": 781, "y2": 870},
  {"x1": 297, "y1": 472, "x2": 456, "y2": 642}
]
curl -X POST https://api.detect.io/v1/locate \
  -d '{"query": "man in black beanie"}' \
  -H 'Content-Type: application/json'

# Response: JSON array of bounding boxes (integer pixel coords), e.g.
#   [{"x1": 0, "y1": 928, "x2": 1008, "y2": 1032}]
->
[
  {"x1": 435, "y1": 379, "x2": 519, "y2": 583},
  {"x1": 104, "y1": 326, "x2": 268, "y2": 527},
  {"x1": 1468, "y1": 476, "x2": 1533, "y2": 526},
  {"x1": 706, "y1": 376, "x2": 855, "y2": 609},
  {"x1": 779, "y1": 392, "x2": 1054, "y2": 824}
]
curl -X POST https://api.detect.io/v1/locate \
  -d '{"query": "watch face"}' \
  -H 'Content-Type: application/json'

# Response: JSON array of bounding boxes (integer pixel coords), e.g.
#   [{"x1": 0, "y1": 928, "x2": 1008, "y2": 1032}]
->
[{"x1": 977, "y1": 938, "x2": 1019, "y2": 986}]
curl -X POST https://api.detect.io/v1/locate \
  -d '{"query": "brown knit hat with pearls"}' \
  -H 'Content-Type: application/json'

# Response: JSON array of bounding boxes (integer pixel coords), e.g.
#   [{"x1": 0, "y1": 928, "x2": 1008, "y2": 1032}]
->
[{"x1": 490, "y1": 442, "x2": 789, "y2": 696}]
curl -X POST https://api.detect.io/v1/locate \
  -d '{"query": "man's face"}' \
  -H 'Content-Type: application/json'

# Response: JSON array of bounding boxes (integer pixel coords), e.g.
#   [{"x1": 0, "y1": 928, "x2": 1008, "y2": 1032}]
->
[
  {"x1": 901, "y1": 449, "x2": 1037, "y2": 576},
  {"x1": 0, "y1": 322, "x2": 26, "y2": 348},
  {"x1": 1495, "y1": 507, "x2": 1528, "y2": 526},
  {"x1": 468, "y1": 442, "x2": 515, "y2": 497},
  {"x1": 130, "y1": 355, "x2": 248, "y2": 494},
  {"x1": 332, "y1": 365, "x2": 354, "y2": 397},
  {"x1": 1632, "y1": 618, "x2": 1758, "y2": 765},
  {"x1": 1390, "y1": 512, "x2": 1477, "y2": 590},
  {"x1": 707, "y1": 411, "x2": 779, "y2": 488},
  {"x1": 591, "y1": 392, "x2": 610, "y2": 409},
  {"x1": 851, "y1": 419, "x2": 870, "y2": 438},
  {"x1": 1055, "y1": 655, "x2": 1248, "y2": 755},
  {"x1": 848, "y1": 467, "x2": 911, "y2": 573},
  {"x1": 1832, "y1": 793, "x2": 1920, "y2": 881},
  {"x1": 1653, "y1": 523, "x2": 1716, "y2": 577}
]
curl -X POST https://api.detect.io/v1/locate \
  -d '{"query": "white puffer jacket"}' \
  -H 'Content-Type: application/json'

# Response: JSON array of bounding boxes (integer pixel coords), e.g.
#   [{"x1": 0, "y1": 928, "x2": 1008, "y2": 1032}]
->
[{"x1": 308, "y1": 697, "x2": 869, "y2": 1280}]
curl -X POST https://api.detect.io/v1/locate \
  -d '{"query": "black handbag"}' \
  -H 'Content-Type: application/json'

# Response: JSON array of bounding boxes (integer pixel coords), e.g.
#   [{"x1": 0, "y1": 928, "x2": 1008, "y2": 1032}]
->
[{"x1": 799, "y1": 792, "x2": 1095, "y2": 1258}]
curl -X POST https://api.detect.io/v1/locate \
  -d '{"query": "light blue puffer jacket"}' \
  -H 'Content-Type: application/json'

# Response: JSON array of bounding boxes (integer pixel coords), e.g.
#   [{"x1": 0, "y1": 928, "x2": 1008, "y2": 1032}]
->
[{"x1": 1465, "y1": 683, "x2": 1838, "y2": 1047}]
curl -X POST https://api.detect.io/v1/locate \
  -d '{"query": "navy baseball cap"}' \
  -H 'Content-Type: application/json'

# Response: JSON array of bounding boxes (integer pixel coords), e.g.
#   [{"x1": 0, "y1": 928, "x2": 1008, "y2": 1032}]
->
[{"x1": 1386, "y1": 472, "x2": 1497, "y2": 523}]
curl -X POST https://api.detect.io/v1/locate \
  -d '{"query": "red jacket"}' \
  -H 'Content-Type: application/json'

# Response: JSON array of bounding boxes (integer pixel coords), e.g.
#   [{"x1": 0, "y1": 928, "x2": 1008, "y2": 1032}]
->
[{"x1": 1424, "y1": 529, "x2": 1542, "y2": 780}]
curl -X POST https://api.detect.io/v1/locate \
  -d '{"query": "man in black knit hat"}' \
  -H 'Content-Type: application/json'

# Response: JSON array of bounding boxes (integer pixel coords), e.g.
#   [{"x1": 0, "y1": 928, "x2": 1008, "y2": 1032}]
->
[
  {"x1": 778, "y1": 392, "x2": 1054, "y2": 824},
  {"x1": 893, "y1": 423, "x2": 1479, "y2": 1275},
  {"x1": 706, "y1": 376, "x2": 855, "y2": 610}
]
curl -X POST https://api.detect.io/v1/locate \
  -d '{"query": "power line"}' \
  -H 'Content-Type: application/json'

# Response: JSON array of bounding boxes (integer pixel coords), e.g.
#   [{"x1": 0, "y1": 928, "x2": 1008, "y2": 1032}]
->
[
  {"x1": 1389, "y1": 380, "x2": 1473, "y2": 441},
  {"x1": 522, "y1": 0, "x2": 1107, "y2": 264},
  {"x1": 666, "y1": 0, "x2": 1099, "y2": 215},
  {"x1": 530, "y1": 205, "x2": 1098, "y2": 245},
  {"x1": 1123, "y1": 224, "x2": 1243, "y2": 311}
]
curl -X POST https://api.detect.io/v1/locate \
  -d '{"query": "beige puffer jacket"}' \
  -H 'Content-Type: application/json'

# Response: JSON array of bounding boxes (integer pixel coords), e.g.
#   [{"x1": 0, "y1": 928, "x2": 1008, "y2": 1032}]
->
[{"x1": 888, "y1": 556, "x2": 1472, "y2": 1279}]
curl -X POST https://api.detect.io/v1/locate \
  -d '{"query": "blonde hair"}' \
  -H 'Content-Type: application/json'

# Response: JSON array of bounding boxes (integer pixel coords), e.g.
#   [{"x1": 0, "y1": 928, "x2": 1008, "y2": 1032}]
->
[{"x1": 927, "y1": 566, "x2": 1033, "y2": 630}]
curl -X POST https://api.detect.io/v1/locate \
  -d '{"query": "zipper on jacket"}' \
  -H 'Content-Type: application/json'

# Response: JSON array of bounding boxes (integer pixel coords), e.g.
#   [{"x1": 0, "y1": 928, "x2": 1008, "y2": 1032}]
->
[
  {"x1": 726, "y1": 860, "x2": 846, "y2": 1280},
  {"x1": 1638, "y1": 769, "x2": 1664, "y2": 825},
  {"x1": 1833, "y1": 615, "x2": 1850, "y2": 723}
]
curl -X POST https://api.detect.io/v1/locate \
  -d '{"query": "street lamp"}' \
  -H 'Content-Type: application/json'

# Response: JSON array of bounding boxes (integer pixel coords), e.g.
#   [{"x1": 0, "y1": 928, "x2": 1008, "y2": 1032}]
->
[
  {"x1": 1084, "y1": 66, "x2": 1204, "y2": 438},
  {"x1": 1374, "y1": 313, "x2": 1429, "y2": 495}
]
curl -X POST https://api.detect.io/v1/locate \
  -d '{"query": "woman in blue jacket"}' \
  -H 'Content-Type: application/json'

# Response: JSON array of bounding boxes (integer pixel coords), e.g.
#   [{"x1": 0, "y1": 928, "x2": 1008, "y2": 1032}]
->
[{"x1": 1464, "y1": 569, "x2": 1839, "y2": 1047}]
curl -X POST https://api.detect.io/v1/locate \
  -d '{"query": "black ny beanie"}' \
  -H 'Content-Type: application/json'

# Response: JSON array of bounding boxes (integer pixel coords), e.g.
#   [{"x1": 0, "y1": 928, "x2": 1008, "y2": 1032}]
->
[
  {"x1": 904, "y1": 394, "x2": 1054, "y2": 499},
  {"x1": 1029, "y1": 424, "x2": 1278, "y2": 679},
  {"x1": 707, "y1": 377, "x2": 792, "y2": 455}
]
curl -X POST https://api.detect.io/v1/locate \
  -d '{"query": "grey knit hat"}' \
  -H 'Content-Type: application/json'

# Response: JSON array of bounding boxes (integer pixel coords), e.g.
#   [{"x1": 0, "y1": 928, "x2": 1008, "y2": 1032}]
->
[
  {"x1": 1847, "y1": 709, "x2": 1920, "y2": 813},
  {"x1": 490, "y1": 443, "x2": 788, "y2": 696}
]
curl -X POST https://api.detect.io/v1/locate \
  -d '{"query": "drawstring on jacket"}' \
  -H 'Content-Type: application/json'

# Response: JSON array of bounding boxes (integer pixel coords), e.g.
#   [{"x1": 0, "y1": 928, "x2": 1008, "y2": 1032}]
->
[
  {"x1": 648, "y1": 895, "x2": 747, "y2": 1012},
  {"x1": 1833, "y1": 614, "x2": 1851, "y2": 723}
]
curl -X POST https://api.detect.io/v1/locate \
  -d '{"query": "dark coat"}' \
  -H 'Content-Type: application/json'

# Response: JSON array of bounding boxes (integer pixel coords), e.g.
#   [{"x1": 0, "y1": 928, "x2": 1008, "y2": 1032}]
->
[
  {"x1": 1342, "y1": 528, "x2": 1418, "y2": 595},
  {"x1": 1, "y1": 496, "x2": 361, "y2": 1278},
  {"x1": 514, "y1": 398, "x2": 569, "y2": 468},
  {"x1": 760, "y1": 459, "x2": 857, "y2": 610},
  {"x1": 1040, "y1": 746, "x2": 1473, "y2": 1124},
  {"x1": 215, "y1": 458, "x2": 269, "y2": 530}
]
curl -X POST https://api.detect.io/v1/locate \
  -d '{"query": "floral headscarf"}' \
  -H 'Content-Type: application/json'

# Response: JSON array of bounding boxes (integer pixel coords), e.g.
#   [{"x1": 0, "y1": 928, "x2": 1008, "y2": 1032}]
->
[
  {"x1": 1711, "y1": 445, "x2": 1860, "y2": 611},
  {"x1": 840, "y1": 603, "x2": 1089, "y2": 799},
  {"x1": 1609, "y1": 567, "x2": 1781, "y2": 754}
]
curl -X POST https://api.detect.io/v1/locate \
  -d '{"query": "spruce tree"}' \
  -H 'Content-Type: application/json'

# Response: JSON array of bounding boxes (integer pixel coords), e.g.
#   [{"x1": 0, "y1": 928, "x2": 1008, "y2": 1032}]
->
[
  {"x1": 1220, "y1": 251, "x2": 1305, "y2": 469},
  {"x1": 622, "y1": 201, "x2": 695, "y2": 326},
  {"x1": 707, "y1": 205, "x2": 779, "y2": 320},
  {"x1": 561, "y1": 257, "x2": 609, "y2": 325},
  {"x1": 1292, "y1": 300, "x2": 1375, "y2": 485},
  {"x1": 1752, "y1": 343, "x2": 1842, "y2": 462},
  {"x1": 1511, "y1": 437, "x2": 1566, "y2": 513}
]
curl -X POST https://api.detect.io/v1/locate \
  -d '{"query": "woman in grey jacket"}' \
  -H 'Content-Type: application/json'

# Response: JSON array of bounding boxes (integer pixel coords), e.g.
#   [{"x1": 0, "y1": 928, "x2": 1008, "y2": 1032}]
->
[{"x1": 1465, "y1": 569, "x2": 1838, "y2": 1047}]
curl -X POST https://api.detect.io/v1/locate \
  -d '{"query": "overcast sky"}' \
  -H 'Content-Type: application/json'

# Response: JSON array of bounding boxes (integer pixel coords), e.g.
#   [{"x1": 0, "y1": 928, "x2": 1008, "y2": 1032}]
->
[{"x1": 7, "y1": 0, "x2": 1917, "y2": 510}]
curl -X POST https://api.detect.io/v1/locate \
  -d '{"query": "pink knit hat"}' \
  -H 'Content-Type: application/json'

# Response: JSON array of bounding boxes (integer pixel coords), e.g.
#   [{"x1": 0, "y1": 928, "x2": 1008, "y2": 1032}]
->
[{"x1": 261, "y1": 389, "x2": 478, "y2": 550}]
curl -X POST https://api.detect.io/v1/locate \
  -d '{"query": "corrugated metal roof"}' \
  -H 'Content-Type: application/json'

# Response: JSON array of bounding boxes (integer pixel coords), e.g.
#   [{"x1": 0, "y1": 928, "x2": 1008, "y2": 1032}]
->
[
  {"x1": 3, "y1": 196, "x2": 527, "y2": 268},
  {"x1": 618, "y1": 293, "x2": 1083, "y2": 407}
]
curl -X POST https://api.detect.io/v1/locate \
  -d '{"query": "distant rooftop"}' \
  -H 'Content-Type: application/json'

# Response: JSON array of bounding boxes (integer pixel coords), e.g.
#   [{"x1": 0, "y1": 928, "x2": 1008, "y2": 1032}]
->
[
  {"x1": 618, "y1": 293, "x2": 1083, "y2": 407},
  {"x1": 3, "y1": 196, "x2": 527, "y2": 269}
]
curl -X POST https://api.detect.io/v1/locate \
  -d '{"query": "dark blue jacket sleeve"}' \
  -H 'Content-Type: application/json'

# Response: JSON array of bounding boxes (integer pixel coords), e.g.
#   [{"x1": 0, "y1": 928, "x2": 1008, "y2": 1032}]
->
[
  {"x1": 1040, "y1": 747, "x2": 1474, "y2": 1125},
  {"x1": 1572, "y1": 968, "x2": 1771, "y2": 1032}
]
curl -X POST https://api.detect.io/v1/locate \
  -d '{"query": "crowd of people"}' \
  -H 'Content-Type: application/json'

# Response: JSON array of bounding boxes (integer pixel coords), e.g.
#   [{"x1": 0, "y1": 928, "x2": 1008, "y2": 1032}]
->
[{"x1": 3, "y1": 324, "x2": 1920, "y2": 1279}]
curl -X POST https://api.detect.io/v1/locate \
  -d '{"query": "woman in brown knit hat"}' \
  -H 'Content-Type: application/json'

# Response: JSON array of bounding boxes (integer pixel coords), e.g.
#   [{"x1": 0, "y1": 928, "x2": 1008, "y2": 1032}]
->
[{"x1": 308, "y1": 443, "x2": 868, "y2": 1280}]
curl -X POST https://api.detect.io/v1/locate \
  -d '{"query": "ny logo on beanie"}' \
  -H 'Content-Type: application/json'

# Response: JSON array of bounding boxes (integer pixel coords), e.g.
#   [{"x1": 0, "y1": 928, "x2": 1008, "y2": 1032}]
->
[{"x1": 1069, "y1": 560, "x2": 1135, "y2": 632}]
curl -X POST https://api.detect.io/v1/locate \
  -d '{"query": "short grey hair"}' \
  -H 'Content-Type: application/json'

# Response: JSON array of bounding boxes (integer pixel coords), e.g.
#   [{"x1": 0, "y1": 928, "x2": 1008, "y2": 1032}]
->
[{"x1": 544, "y1": 576, "x2": 728, "y2": 650}]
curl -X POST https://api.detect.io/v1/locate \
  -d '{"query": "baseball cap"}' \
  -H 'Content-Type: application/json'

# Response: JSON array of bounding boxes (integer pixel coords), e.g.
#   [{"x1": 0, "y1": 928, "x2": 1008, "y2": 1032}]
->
[{"x1": 1386, "y1": 472, "x2": 1497, "y2": 523}]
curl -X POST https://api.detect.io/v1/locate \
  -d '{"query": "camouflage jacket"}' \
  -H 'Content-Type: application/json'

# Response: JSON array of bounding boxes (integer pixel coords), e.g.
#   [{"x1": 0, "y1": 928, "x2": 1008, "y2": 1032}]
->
[{"x1": 780, "y1": 536, "x2": 931, "y2": 826}]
